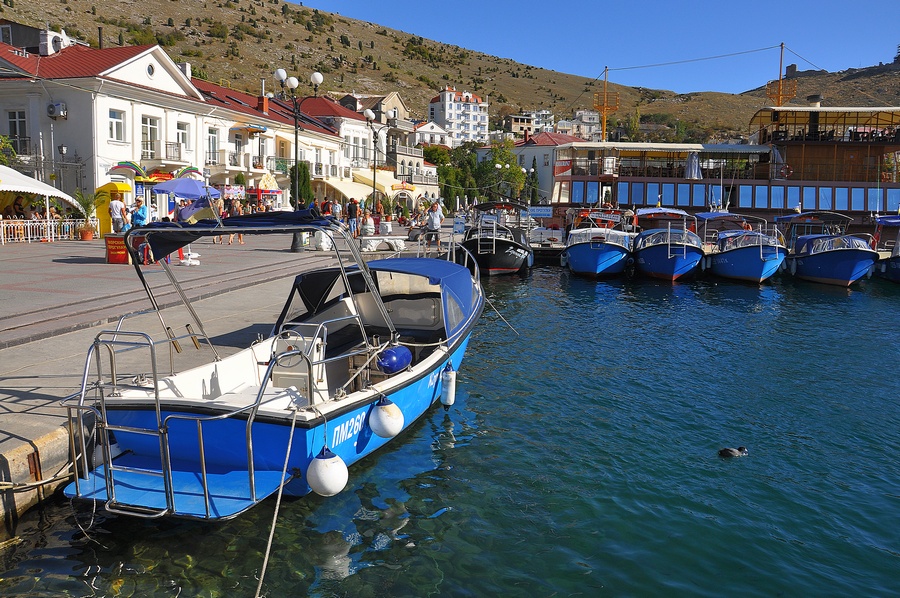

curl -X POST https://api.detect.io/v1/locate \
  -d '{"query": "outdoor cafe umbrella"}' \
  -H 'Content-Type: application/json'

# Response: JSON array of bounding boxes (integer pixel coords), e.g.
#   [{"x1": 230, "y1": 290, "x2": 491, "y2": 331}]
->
[{"x1": 152, "y1": 178, "x2": 220, "y2": 200}]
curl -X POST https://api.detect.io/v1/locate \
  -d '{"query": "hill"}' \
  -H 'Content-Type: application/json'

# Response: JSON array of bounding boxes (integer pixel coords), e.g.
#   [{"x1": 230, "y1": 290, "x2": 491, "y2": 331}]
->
[{"x1": 6, "y1": 0, "x2": 900, "y2": 140}]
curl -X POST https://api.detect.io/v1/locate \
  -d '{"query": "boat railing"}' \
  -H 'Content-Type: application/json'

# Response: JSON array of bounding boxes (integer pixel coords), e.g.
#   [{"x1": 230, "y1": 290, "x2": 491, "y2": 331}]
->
[{"x1": 62, "y1": 329, "x2": 317, "y2": 519}]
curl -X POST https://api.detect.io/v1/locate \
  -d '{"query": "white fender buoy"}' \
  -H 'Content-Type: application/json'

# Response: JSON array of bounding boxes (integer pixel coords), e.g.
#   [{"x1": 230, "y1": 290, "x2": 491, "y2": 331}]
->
[
  {"x1": 369, "y1": 396, "x2": 404, "y2": 438},
  {"x1": 789, "y1": 259, "x2": 797, "y2": 276},
  {"x1": 440, "y1": 364, "x2": 457, "y2": 407},
  {"x1": 306, "y1": 447, "x2": 348, "y2": 497},
  {"x1": 867, "y1": 264, "x2": 874, "y2": 279}
]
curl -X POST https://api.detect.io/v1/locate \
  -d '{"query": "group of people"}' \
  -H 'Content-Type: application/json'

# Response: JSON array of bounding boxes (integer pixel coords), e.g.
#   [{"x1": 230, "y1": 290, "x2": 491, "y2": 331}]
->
[
  {"x1": 326, "y1": 197, "x2": 445, "y2": 249},
  {"x1": 108, "y1": 193, "x2": 148, "y2": 233}
]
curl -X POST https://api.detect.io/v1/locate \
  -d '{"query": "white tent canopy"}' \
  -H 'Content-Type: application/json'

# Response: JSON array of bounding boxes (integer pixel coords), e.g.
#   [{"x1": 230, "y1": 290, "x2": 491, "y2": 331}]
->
[{"x1": 0, "y1": 164, "x2": 76, "y2": 210}]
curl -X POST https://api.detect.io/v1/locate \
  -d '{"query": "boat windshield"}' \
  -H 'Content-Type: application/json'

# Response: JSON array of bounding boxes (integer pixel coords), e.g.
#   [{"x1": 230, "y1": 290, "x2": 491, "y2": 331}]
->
[
  {"x1": 808, "y1": 235, "x2": 872, "y2": 254},
  {"x1": 634, "y1": 229, "x2": 702, "y2": 250}
]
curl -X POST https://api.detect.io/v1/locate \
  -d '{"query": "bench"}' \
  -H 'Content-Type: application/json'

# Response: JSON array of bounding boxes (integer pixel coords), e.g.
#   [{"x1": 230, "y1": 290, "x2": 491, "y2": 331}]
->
[{"x1": 358, "y1": 235, "x2": 408, "y2": 252}]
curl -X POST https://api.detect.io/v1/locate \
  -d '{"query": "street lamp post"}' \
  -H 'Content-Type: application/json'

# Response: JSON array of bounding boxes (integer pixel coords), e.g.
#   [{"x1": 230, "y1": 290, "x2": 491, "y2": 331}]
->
[
  {"x1": 363, "y1": 108, "x2": 397, "y2": 214},
  {"x1": 275, "y1": 68, "x2": 322, "y2": 252}
]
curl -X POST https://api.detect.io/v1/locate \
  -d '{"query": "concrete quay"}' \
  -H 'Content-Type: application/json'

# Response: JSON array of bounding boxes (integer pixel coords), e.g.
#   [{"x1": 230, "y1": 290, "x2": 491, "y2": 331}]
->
[{"x1": 0, "y1": 232, "x2": 380, "y2": 540}]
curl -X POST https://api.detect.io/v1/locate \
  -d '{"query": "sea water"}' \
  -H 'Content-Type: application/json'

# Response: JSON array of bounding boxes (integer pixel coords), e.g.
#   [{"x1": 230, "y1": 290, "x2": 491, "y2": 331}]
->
[{"x1": 1, "y1": 270, "x2": 898, "y2": 596}]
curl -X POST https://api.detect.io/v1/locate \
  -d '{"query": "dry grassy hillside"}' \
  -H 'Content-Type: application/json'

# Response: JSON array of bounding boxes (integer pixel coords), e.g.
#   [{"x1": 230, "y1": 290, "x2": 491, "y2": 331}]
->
[{"x1": 5, "y1": 0, "x2": 900, "y2": 139}]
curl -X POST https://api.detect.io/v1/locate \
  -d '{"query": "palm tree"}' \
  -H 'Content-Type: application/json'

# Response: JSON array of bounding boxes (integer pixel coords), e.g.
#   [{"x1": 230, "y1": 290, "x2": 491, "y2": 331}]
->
[
  {"x1": 73, "y1": 188, "x2": 108, "y2": 219},
  {"x1": 72, "y1": 188, "x2": 108, "y2": 235}
]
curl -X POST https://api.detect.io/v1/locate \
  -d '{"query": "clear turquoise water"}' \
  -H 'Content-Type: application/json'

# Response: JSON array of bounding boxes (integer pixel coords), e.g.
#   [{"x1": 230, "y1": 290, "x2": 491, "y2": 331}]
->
[{"x1": 2, "y1": 270, "x2": 899, "y2": 596}]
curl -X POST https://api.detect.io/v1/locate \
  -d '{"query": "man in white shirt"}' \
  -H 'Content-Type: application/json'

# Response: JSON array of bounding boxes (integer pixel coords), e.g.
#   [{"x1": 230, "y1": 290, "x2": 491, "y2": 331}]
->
[
  {"x1": 109, "y1": 194, "x2": 126, "y2": 233},
  {"x1": 424, "y1": 202, "x2": 444, "y2": 250}
]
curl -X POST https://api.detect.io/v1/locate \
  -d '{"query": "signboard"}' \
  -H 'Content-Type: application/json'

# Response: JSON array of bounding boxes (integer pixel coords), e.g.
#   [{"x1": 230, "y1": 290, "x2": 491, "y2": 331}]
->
[
  {"x1": 529, "y1": 206, "x2": 553, "y2": 218},
  {"x1": 453, "y1": 216, "x2": 466, "y2": 234},
  {"x1": 590, "y1": 211, "x2": 621, "y2": 222}
]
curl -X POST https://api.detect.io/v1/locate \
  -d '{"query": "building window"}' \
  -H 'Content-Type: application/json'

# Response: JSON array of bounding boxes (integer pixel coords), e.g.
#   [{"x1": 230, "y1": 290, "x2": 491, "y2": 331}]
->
[
  {"x1": 7, "y1": 110, "x2": 26, "y2": 154},
  {"x1": 141, "y1": 116, "x2": 159, "y2": 159},
  {"x1": 109, "y1": 109, "x2": 125, "y2": 141},
  {"x1": 176, "y1": 121, "x2": 190, "y2": 149},
  {"x1": 207, "y1": 128, "x2": 219, "y2": 165},
  {"x1": 343, "y1": 135, "x2": 351, "y2": 159}
]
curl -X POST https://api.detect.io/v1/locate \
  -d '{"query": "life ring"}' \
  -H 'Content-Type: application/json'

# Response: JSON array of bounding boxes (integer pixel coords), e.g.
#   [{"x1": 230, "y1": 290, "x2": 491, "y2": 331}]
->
[{"x1": 780, "y1": 164, "x2": 793, "y2": 178}]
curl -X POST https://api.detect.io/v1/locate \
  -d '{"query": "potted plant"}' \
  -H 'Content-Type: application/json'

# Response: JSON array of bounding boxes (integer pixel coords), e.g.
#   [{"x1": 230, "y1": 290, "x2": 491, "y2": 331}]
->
[{"x1": 73, "y1": 188, "x2": 108, "y2": 240}]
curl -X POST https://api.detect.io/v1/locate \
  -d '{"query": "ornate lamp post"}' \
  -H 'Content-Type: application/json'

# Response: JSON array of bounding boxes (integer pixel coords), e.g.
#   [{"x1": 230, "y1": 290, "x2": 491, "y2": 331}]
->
[
  {"x1": 275, "y1": 68, "x2": 322, "y2": 252},
  {"x1": 363, "y1": 108, "x2": 397, "y2": 212}
]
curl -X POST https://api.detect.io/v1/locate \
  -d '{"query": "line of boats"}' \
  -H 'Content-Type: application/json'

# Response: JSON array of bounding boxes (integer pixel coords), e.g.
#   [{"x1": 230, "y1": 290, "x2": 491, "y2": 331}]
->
[{"x1": 458, "y1": 199, "x2": 899, "y2": 287}]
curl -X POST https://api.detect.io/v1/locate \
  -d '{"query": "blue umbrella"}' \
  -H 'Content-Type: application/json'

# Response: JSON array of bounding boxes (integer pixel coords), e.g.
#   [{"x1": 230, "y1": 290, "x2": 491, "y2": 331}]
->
[{"x1": 152, "y1": 178, "x2": 221, "y2": 200}]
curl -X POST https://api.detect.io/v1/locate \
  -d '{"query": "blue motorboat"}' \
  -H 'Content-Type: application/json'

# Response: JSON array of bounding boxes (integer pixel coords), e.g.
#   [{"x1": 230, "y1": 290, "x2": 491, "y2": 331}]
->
[
  {"x1": 633, "y1": 207, "x2": 703, "y2": 281},
  {"x1": 872, "y1": 215, "x2": 900, "y2": 282},
  {"x1": 775, "y1": 211, "x2": 878, "y2": 286},
  {"x1": 61, "y1": 210, "x2": 485, "y2": 520},
  {"x1": 561, "y1": 208, "x2": 636, "y2": 277},
  {"x1": 696, "y1": 211, "x2": 786, "y2": 283}
]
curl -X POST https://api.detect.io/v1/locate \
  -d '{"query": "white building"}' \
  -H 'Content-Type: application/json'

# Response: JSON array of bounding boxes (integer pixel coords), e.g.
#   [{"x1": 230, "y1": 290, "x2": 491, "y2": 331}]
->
[
  {"x1": 0, "y1": 24, "x2": 354, "y2": 221},
  {"x1": 428, "y1": 86, "x2": 489, "y2": 148}
]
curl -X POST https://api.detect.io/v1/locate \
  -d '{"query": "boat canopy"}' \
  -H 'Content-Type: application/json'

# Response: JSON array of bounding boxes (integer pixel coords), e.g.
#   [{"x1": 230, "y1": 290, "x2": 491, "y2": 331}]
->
[
  {"x1": 875, "y1": 215, "x2": 900, "y2": 227},
  {"x1": 774, "y1": 211, "x2": 853, "y2": 225},
  {"x1": 129, "y1": 209, "x2": 332, "y2": 258},
  {"x1": 473, "y1": 199, "x2": 530, "y2": 213},
  {"x1": 636, "y1": 207, "x2": 690, "y2": 218}
]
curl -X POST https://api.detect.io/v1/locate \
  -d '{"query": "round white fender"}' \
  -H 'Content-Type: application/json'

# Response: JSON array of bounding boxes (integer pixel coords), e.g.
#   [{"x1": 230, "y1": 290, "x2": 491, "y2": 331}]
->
[
  {"x1": 306, "y1": 447, "x2": 348, "y2": 497},
  {"x1": 369, "y1": 396, "x2": 404, "y2": 438},
  {"x1": 440, "y1": 365, "x2": 457, "y2": 406},
  {"x1": 789, "y1": 258, "x2": 797, "y2": 276}
]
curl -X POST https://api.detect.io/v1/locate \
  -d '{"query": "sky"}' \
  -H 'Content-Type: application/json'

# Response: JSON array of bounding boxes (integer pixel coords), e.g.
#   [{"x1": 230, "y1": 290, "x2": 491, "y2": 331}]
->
[{"x1": 303, "y1": 0, "x2": 898, "y2": 96}]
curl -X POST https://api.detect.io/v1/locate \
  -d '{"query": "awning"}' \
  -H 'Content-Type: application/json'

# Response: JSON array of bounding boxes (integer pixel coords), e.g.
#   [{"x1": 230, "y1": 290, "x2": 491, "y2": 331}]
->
[
  {"x1": 352, "y1": 170, "x2": 404, "y2": 197},
  {"x1": 230, "y1": 123, "x2": 268, "y2": 135},
  {"x1": 324, "y1": 178, "x2": 376, "y2": 201},
  {"x1": 97, "y1": 181, "x2": 133, "y2": 193}
]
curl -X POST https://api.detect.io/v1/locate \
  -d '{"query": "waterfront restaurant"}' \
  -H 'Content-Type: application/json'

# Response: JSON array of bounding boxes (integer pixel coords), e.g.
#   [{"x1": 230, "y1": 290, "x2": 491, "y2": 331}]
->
[{"x1": 548, "y1": 106, "x2": 900, "y2": 221}]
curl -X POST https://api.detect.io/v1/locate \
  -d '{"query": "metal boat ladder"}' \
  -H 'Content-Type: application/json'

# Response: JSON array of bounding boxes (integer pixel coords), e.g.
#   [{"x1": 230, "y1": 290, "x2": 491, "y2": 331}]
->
[{"x1": 478, "y1": 220, "x2": 498, "y2": 255}]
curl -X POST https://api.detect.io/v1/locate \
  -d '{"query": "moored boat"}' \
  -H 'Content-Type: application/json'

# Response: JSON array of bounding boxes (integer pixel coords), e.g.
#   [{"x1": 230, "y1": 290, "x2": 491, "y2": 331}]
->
[
  {"x1": 561, "y1": 207, "x2": 637, "y2": 277},
  {"x1": 696, "y1": 211, "x2": 786, "y2": 283},
  {"x1": 775, "y1": 211, "x2": 878, "y2": 286},
  {"x1": 61, "y1": 209, "x2": 485, "y2": 521},
  {"x1": 872, "y1": 214, "x2": 900, "y2": 282},
  {"x1": 632, "y1": 207, "x2": 703, "y2": 281},
  {"x1": 459, "y1": 200, "x2": 534, "y2": 276}
]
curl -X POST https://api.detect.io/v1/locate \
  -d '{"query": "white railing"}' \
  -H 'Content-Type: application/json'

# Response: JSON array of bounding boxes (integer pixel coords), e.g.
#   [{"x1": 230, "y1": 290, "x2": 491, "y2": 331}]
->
[{"x1": 0, "y1": 217, "x2": 97, "y2": 245}]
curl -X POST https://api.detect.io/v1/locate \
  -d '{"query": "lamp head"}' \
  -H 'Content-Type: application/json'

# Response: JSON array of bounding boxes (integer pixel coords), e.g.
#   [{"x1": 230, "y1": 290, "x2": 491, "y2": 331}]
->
[
  {"x1": 274, "y1": 68, "x2": 287, "y2": 83},
  {"x1": 310, "y1": 71, "x2": 324, "y2": 86},
  {"x1": 363, "y1": 108, "x2": 376, "y2": 122},
  {"x1": 285, "y1": 76, "x2": 299, "y2": 90}
]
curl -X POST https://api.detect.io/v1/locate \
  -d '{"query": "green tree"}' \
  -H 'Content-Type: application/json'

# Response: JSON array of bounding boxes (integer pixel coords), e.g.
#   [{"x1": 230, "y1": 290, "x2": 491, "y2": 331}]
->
[
  {"x1": 72, "y1": 188, "x2": 109, "y2": 219},
  {"x1": 0, "y1": 135, "x2": 16, "y2": 166},
  {"x1": 290, "y1": 161, "x2": 313, "y2": 208}
]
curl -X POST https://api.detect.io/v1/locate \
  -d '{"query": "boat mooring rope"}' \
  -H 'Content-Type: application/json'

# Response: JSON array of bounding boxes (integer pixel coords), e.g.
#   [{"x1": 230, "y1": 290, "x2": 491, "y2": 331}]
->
[
  {"x1": 255, "y1": 407, "x2": 299, "y2": 598},
  {"x1": 484, "y1": 294, "x2": 519, "y2": 336}
]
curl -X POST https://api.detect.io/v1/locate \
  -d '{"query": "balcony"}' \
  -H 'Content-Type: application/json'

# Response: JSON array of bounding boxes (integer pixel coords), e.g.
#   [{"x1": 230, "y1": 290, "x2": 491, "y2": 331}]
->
[
  {"x1": 397, "y1": 172, "x2": 439, "y2": 186},
  {"x1": 141, "y1": 141, "x2": 189, "y2": 168},
  {"x1": 8, "y1": 136, "x2": 31, "y2": 156},
  {"x1": 389, "y1": 142, "x2": 423, "y2": 159}
]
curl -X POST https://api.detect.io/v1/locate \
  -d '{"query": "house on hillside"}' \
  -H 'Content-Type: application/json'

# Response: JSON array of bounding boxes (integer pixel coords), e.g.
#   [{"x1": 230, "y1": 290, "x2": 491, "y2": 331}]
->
[{"x1": 428, "y1": 86, "x2": 489, "y2": 148}]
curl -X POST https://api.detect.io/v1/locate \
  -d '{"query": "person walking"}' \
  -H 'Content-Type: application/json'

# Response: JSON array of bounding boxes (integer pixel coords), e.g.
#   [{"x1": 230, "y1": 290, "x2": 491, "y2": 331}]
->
[
  {"x1": 424, "y1": 202, "x2": 444, "y2": 251},
  {"x1": 347, "y1": 198, "x2": 359, "y2": 237},
  {"x1": 109, "y1": 193, "x2": 126, "y2": 233}
]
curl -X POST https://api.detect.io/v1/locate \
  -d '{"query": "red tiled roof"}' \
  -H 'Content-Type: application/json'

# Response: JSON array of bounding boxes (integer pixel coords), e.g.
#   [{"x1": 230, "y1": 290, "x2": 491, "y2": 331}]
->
[
  {"x1": 298, "y1": 95, "x2": 367, "y2": 121},
  {"x1": 525, "y1": 132, "x2": 585, "y2": 146},
  {"x1": 192, "y1": 78, "x2": 338, "y2": 137},
  {"x1": 0, "y1": 42, "x2": 155, "y2": 78}
]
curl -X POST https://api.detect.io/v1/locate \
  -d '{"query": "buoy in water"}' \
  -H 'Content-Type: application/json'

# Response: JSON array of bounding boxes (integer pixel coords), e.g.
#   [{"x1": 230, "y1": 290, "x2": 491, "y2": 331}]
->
[
  {"x1": 369, "y1": 396, "x2": 404, "y2": 438},
  {"x1": 306, "y1": 447, "x2": 348, "y2": 496},
  {"x1": 440, "y1": 363, "x2": 457, "y2": 406}
]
